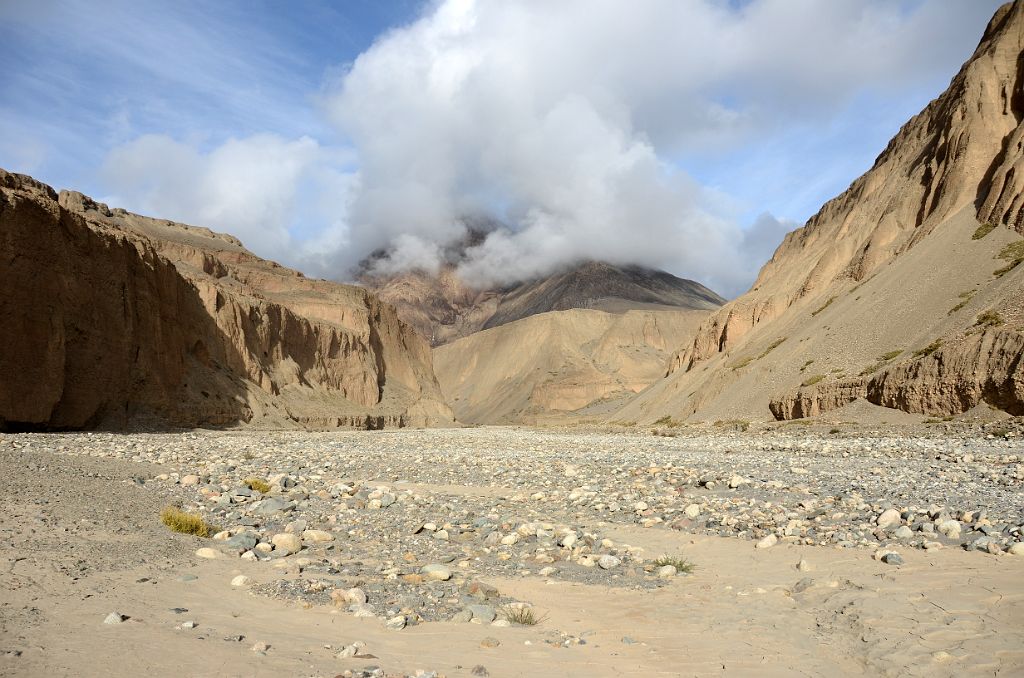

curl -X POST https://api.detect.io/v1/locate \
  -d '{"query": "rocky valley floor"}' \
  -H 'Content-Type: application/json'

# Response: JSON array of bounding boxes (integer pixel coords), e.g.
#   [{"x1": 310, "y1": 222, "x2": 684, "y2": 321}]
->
[{"x1": 1, "y1": 425, "x2": 1023, "y2": 677}]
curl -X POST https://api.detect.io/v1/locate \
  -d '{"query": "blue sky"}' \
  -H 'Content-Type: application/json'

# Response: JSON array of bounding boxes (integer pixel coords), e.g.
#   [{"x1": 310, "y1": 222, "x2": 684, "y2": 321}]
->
[{"x1": 0, "y1": 0, "x2": 1004, "y2": 296}]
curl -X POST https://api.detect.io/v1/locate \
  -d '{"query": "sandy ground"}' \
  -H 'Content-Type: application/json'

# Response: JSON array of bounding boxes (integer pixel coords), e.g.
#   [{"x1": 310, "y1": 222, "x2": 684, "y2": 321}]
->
[{"x1": 1, "y1": 435, "x2": 1022, "y2": 678}]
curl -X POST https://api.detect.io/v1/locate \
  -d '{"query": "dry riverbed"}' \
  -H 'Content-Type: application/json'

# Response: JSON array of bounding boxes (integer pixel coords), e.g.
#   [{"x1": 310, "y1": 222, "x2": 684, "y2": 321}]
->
[{"x1": 1, "y1": 426, "x2": 1022, "y2": 677}]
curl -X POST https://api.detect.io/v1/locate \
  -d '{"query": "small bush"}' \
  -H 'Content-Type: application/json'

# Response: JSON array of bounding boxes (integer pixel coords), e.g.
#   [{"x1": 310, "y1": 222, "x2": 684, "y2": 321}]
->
[
  {"x1": 800, "y1": 359, "x2": 815, "y2": 372},
  {"x1": 913, "y1": 339, "x2": 943, "y2": 358},
  {"x1": 860, "y1": 350, "x2": 903, "y2": 376},
  {"x1": 972, "y1": 222, "x2": 996, "y2": 240},
  {"x1": 653, "y1": 415, "x2": 681, "y2": 427},
  {"x1": 828, "y1": 428, "x2": 841, "y2": 434},
  {"x1": 811, "y1": 297, "x2": 836, "y2": 317},
  {"x1": 994, "y1": 240, "x2": 1024, "y2": 277},
  {"x1": 758, "y1": 337, "x2": 787, "y2": 359},
  {"x1": 976, "y1": 310, "x2": 1004, "y2": 328},
  {"x1": 244, "y1": 477, "x2": 271, "y2": 493},
  {"x1": 948, "y1": 291, "x2": 975, "y2": 315},
  {"x1": 161, "y1": 506, "x2": 215, "y2": 537},
  {"x1": 500, "y1": 605, "x2": 546, "y2": 626},
  {"x1": 801, "y1": 374, "x2": 825, "y2": 387},
  {"x1": 729, "y1": 356, "x2": 754, "y2": 370},
  {"x1": 653, "y1": 556, "x2": 695, "y2": 574}
]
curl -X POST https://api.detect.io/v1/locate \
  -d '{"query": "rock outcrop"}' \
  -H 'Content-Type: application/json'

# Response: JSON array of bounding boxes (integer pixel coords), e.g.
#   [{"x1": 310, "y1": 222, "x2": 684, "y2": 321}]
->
[
  {"x1": 769, "y1": 329, "x2": 1024, "y2": 419},
  {"x1": 0, "y1": 169, "x2": 452, "y2": 430},
  {"x1": 614, "y1": 2, "x2": 1024, "y2": 424}
]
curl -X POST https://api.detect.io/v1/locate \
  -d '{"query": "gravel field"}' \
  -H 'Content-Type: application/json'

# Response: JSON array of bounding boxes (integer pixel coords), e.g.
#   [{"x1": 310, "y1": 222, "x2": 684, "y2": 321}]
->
[{"x1": 2, "y1": 425, "x2": 1023, "y2": 677}]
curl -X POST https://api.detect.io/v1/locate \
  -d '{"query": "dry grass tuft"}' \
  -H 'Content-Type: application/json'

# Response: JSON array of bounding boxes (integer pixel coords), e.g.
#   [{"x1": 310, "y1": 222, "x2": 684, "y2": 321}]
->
[
  {"x1": 801, "y1": 374, "x2": 825, "y2": 387},
  {"x1": 500, "y1": 605, "x2": 547, "y2": 626},
  {"x1": 244, "y1": 477, "x2": 271, "y2": 493},
  {"x1": 160, "y1": 506, "x2": 215, "y2": 537}
]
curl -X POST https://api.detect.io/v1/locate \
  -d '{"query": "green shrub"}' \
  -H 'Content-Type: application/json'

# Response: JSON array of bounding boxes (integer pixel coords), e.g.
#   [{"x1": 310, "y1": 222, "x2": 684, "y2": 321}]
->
[
  {"x1": 913, "y1": 339, "x2": 943, "y2": 358},
  {"x1": 975, "y1": 310, "x2": 1004, "y2": 327},
  {"x1": 653, "y1": 556, "x2": 695, "y2": 574},
  {"x1": 972, "y1": 222, "x2": 996, "y2": 240},
  {"x1": 994, "y1": 240, "x2": 1024, "y2": 277},
  {"x1": 801, "y1": 374, "x2": 825, "y2": 387},
  {"x1": 811, "y1": 297, "x2": 836, "y2": 317}
]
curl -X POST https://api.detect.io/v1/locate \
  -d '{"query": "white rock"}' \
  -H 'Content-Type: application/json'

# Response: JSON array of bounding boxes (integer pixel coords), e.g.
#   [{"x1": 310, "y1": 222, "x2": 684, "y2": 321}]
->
[
  {"x1": 684, "y1": 504, "x2": 701, "y2": 518},
  {"x1": 876, "y1": 508, "x2": 902, "y2": 528},
  {"x1": 271, "y1": 533, "x2": 302, "y2": 555},
  {"x1": 103, "y1": 612, "x2": 125, "y2": 625},
  {"x1": 301, "y1": 529, "x2": 334, "y2": 544},
  {"x1": 195, "y1": 547, "x2": 220, "y2": 559},
  {"x1": 598, "y1": 554, "x2": 621, "y2": 570},
  {"x1": 656, "y1": 565, "x2": 677, "y2": 578},
  {"x1": 231, "y1": 575, "x2": 252, "y2": 587},
  {"x1": 756, "y1": 534, "x2": 778, "y2": 549}
]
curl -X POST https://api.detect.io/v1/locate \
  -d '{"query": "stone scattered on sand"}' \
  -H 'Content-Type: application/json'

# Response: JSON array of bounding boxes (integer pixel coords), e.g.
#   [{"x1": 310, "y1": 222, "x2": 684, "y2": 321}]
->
[
  {"x1": 195, "y1": 547, "x2": 219, "y2": 559},
  {"x1": 103, "y1": 612, "x2": 125, "y2": 625},
  {"x1": 231, "y1": 575, "x2": 252, "y2": 587},
  {"x1": 756, "y1": 534, "x2": 778, "y2": 549}
]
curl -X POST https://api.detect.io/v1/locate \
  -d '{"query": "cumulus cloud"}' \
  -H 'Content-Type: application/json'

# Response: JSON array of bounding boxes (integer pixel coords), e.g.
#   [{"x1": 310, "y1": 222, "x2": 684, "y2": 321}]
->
[
  {"x1": 79, "y1": 0, "x2": 1001, "y2": 298},
  {"x1": 316, "y1": 0, "x2": 999, "y2": 296},
  {"x1": 101, "y1": 133, "x2": 341, "y2": 258}
]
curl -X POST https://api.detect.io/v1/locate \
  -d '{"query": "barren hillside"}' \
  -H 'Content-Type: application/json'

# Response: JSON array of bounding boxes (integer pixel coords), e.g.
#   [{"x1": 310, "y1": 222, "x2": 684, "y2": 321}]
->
[
  {"x1": 434, "y1": 308, "x2": 710, "y2": 423},
  {"x1": 615, "y1": 2, "x2": 1024, "y2": 424}
]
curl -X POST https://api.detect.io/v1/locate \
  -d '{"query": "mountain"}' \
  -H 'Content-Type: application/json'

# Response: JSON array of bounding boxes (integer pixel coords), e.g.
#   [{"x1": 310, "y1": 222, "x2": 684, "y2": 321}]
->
[
  {"x1": 0, "y1": 169, "x2": 453, "y2": 431},
  {"x1": 614, "y1": 1, "x2": 1024, "y2": 424},
  {"x1": 360, "y1": 254, "x2": 725, "y2": 346},
  {"x1": 434, "y1": 307, "x2": 710, "y2": 424}
]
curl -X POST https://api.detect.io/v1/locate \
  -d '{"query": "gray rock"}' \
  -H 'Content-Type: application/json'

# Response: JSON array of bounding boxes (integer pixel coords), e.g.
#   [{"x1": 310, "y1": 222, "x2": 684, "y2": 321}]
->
[
  {"x1": 251, "y1": 498, "x2": 295, "y2": 515},
  {"x1": 881, "y1": 553, "x2": 904, "y2": 566},
  {"x1": 468, "y1": 605, "x2": 497, "y2": 623}
]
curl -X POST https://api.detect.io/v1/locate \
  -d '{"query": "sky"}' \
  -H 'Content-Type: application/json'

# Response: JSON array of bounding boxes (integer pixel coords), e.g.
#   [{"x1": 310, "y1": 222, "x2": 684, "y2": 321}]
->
[{"x1": 0, "y1": 0, "x2": 1005, "y2": 298}]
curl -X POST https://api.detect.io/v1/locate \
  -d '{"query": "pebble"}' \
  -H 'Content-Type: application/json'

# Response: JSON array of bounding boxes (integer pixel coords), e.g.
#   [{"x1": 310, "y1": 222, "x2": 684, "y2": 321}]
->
[
  {"x1": 480, "y1": 637, "x2": 501, "y2": 648},
  {"x1": 656, "y1": 565, "x2": 677, "y2": 578},
  {"x1": 598, "y1": 554, "x2": 621, "y2": 570},
  {"x1": 231, "y1": 575, "x2": 252, "y2": 587},
  {"x1": 103, "y1": 612, "x2": 125, "y2": 625},
  {"x1": 195, "y1": 547, "x2": 220, "y2": 559},
  {"x1": 756, "y1": 534, "x2": 778, "y2": 549}
]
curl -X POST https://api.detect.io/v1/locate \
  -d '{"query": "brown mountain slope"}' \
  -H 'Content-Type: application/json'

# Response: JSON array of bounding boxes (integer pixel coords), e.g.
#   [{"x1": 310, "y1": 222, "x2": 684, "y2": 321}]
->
[
  {"x1": 434, "y1": 308, "x2": 710, "y2": 424},
  {"x1": 360, "y1": 255, "x2": 724, "y2": 346},
  {"x1": 0, "y1": 169, "x2": 453, "y2": 430},
  {"x1": 614, "y1": 2, "x2": 1024, "y2": 424}
]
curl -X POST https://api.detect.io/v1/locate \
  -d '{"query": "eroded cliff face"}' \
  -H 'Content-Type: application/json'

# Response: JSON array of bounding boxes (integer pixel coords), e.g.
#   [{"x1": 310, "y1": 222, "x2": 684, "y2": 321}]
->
[
  {"x1": 0, "y1": 170, "x2": 452, "y2": 430},
  {"x1": 669, "y1": 2, "x2": 1024, "y2": 375},
  {"x1": 769, "y1": 329, "x2": 1024, "y2": 419}
]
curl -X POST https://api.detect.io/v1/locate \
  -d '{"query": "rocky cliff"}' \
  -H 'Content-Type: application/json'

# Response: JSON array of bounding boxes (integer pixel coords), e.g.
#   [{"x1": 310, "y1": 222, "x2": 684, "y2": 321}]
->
[
  {"x1": 615, "y1": 2, "x2": 1024, "y2": 424},
  {"x1": 0, "y1": 169, "x2": 452, "y2": 430}
]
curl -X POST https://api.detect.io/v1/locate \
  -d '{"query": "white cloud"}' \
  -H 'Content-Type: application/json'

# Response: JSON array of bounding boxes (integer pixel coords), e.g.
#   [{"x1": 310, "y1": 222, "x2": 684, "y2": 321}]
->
[
  {"x1": 317, "y1": 0, "x2": 1000, "y2": 296},
  {"x1": 79, "y1": 0, "x2": 1001, "y2": 298},
  {"x1": 101, "y1": 134, "x2": 337, "y2": 259}
]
